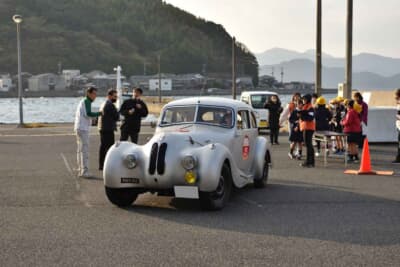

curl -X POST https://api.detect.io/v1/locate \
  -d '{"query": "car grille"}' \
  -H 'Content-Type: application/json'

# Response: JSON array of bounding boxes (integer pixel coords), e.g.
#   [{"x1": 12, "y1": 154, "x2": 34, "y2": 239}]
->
[
  {"x1": 149, "y1": 143, "x2": 158, "y2": 175},
  {"x1": 157, "y1": 143, "x2": 168, "y2": 175},
  {"x1": 148, "y1": 142, "x2": 168, "y2": 175}
]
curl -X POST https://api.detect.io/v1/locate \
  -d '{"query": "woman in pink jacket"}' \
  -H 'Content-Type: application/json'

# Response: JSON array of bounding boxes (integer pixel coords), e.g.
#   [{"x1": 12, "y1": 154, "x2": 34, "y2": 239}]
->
[{"x1": 341, "y1": 100, "x2": 362, "y2": 163}]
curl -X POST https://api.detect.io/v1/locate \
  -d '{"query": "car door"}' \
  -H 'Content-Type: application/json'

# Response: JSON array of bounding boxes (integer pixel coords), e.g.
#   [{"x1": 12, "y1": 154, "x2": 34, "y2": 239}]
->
[{"x1": 233, "y1": 109, "x2": 256, "y2": 173}]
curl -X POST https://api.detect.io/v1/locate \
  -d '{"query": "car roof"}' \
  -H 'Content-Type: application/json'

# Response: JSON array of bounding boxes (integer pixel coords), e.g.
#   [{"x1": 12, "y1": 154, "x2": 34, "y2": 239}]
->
[
  {"x1": 164, "y1": 97, "x2": 251, "y2": 109},
  {"x1": 241, "y1": 91, "x2": 278, "y2": 96}
]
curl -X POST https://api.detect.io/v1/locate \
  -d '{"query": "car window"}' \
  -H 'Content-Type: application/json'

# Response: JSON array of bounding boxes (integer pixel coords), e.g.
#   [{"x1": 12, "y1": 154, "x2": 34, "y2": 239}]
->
[
  {"x1": 161, "y1": 106, "x2": 196, "y2": 125},
  {"x1": 237, "y1": 110, "x2": 250, "y2": 130},
  {"x1": 250, "y1": 94, "x2": 274, "y2": 109},
  {"x1": 196, "y1": 106, "x2": 233, "y2": 128}
]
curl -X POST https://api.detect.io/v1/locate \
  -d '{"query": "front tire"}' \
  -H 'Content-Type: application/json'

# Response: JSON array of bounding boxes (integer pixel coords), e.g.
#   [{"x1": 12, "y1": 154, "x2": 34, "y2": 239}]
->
[
  {"x1": 254, "y1": 160, "x2": 269, "y2": 188},
  {"x1": 200, "y1": 164, "x2": 232, "y2": 210},
  {"x1": 105, "y1": 187, "x2": 139, "y2": 207}
]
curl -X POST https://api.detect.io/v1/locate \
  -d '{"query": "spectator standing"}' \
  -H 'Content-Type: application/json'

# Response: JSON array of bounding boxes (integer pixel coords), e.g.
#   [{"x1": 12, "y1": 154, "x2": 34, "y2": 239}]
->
[
  {"x1": 330, "y1": 97, "x2": 345, "y2": 154},
  {"x1": 120, "y1": 88, "x2": 148, "y2": 143},
  {"x1": 264, "y1": 95, "x2": 283, "y2": 145},
  {"x1": 288, "y1": 99, "x2": 304, "y2": 160},
  {"x1": 393, "y1": 89, "x2": 400, "y2": 163},
  {"x1": 74, "y1": 87, "x2": 101, "y2": 178},
  {"x1": 299, "y1": 94, "x2": 316, "y2": 167},
  {"x1": 353, "y1": 92, "x2": 368, "y2": 148},
  {"x1": 341, "y1": 100, "x2": 362, "y2": 163},
  {"x1": 315, "y1": 96, "x2": 332, "y2": 156},
  {"x1": 98, "y1": 89, "x2": 119, "y2": 170}
]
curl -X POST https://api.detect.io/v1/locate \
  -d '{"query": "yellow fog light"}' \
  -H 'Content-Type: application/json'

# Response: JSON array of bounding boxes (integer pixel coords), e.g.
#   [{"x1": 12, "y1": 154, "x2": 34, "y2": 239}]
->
[{"x1": 184, "y1": 171, "x2": 197, "y2": 184}]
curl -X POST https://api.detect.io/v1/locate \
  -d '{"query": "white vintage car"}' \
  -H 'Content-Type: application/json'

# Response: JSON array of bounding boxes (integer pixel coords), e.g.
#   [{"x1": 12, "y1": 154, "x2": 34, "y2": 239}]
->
[{"x1": 104, "y1": 97, "x2": 272, "y2": 210}]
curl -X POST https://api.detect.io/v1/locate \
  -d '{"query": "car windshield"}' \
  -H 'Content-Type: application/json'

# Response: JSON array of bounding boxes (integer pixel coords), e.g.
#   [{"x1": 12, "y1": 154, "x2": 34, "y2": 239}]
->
[
  {"x1": 160, "y1": 105, "x2": 234, "y2": 128},
  {"x1": 250, "y1": 94, "x2": 275, "y2": 109}
]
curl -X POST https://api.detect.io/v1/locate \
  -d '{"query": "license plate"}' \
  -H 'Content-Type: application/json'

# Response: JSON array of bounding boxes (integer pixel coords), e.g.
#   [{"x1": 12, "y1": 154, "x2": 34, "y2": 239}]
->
[
  {"x1": 121, "y1": 177, "x2": 140, "y2": 184},
  {"x1": 259, "y1": 121, "x2": 267, "y2": 128},
  {"x1": 174, "y1": 186, "x2": 199, "y2": 199}
]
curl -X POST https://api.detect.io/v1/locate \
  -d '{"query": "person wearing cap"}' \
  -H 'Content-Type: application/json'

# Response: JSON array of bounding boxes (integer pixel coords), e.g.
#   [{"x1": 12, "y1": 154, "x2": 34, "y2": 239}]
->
[
  {"x1": 315, "y1": 96, "x2": 332, "y2": 156},
  {"x1": 393, "y1": 89, "x2": 400, "y2": 163},
  {"x1": 299, "y1": 94, "x2": 316, "y2": 167},
  {"x1": 330, "y1": 97, "x2": 346, "y2": 154},
  {"x1": 341, "y1": 100, "x2": 362, "y2": 163}
]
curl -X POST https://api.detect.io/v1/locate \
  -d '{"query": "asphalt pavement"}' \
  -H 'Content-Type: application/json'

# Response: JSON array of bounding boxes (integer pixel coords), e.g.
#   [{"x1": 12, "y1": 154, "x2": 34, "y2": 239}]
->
[{"x1": 1, "y1": 124, "x2": 400, "y2": 266}]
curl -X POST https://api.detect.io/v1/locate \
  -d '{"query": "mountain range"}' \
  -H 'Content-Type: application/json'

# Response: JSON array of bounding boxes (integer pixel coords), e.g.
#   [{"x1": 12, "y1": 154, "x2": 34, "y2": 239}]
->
[{"x1": 257, "y1": 48, "x2": 400, "y2": 89}]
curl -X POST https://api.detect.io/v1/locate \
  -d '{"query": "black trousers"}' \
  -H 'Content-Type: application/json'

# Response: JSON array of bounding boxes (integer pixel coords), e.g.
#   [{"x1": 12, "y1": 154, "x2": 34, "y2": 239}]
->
[
  {"x1": 99, "y1": 131, "x2": 115, "y2": 169},
  {"x1": 120, "y1": 130, "x2": 139, "y2": 144},
  {"x1": 397, "y1": 131, "x2": 400, "y2": 160},
  {"x1": 304, "y1": 130, "x2": 315, "y2": 164},
  {"x1": 269, "y1": 127, "x2": 279, "y2": 144}
]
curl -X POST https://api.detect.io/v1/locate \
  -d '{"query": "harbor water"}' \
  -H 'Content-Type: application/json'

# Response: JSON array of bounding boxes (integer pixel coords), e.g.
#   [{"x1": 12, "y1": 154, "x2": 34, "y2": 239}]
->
[{"x1": 0, "y1": 94, "x2": 336, "y2": 124}]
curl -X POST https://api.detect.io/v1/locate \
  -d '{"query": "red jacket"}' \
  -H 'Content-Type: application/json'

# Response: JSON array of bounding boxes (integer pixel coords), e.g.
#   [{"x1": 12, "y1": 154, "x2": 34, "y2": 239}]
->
[{"x1": 341, "y1": 109, "x2": 361, "y2": 133}]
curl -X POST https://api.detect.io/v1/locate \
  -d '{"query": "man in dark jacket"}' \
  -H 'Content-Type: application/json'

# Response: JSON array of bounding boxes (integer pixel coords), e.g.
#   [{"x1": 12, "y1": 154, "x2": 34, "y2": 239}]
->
[
  {"x1": 120, "y1": 87, "x2": 148, "y2": 143},
  {"x1": 98, "y1": 89, "x2": 119, "y2": 170}
]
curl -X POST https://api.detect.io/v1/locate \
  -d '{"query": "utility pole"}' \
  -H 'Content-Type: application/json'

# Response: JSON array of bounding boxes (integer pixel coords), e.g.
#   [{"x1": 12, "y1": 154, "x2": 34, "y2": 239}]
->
[
  {"x1": 316, "y1": 0, "x2": 322, "y2": 96},
  {"x1": 344, "y1": 0, "x2": 353, "y2": 99},
  {"x1": 13, "y1": 15, "x2": 24, "y2": 127},
  {"x1": 280, "y1": 67, "x2": 284, "y2": 84},
  {"x1": 58, "y1": 62, "x2": 62, "y2": 75},
  {"x1": 158, "y1": 54, "x2": 162, "y2": 103},
  {"x1": 232, "y1": 37, "x2": 237, "y2": 100},
  {"x1": 271, "y1": 67, "x2": 274, "y2": 78},
  {"x1": 143, "y1": 60, "x2": 147, "y2": 76}
]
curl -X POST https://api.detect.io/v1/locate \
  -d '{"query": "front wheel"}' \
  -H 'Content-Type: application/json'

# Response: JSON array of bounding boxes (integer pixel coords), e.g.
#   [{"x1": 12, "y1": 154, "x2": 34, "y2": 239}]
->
[
  {"x1": 254, "y1": 161, "x2": 269, "y2": 188},
  {"x1": 200, "y1": 164, "x2": 232, "y2": 210},
  {"x1": 105, "y1": 187, "x2": 139, "y2": 207}
]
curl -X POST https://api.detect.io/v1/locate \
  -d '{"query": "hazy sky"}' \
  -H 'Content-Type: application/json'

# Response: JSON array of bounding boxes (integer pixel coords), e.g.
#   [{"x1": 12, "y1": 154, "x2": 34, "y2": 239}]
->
[{"x1": 164, "y1": 0, "x2": 400, "y2": 58}]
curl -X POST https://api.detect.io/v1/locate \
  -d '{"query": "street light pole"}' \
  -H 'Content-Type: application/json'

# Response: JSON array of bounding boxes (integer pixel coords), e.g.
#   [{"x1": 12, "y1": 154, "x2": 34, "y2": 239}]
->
[
  {"x1": 345, "y1": 0, "x2": 353, "y2": 100},
  {"x1": 315, "y1": 0, "x2": 322, "y2": 96},
  {"x1": 232, "y1": 36, "x2": 237, "y2": 100},
  {"x1": 13, "y1": 15, "x2": 24, "y2": 127}
]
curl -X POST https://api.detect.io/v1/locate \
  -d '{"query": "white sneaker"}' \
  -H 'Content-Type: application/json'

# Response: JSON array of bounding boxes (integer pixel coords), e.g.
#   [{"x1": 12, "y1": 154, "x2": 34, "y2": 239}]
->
[
  {"x1": 79, "y1": 172, "x2": 94, "y2": 178},
  {"x1": 315, "y1": 152, "x2": 320, "y2": 157},
  {"x1": 288, "y1": 152, "x2": 294, "y2": 159}
]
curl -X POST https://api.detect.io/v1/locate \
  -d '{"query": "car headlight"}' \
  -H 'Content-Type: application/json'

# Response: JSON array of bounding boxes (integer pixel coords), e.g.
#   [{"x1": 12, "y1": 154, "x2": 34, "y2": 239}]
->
[
  {"x1": 124, "y1": 154, "x2": 138, "y2": 169},
  {"x1": 181, "y1": 155, "x2": 197, "y2": 170}
]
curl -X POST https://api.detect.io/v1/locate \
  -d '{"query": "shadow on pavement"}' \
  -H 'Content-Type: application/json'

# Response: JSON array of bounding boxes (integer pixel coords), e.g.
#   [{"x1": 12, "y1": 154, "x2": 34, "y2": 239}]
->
[{"x1": 124, "y1": 182, "x2": 400, "y2": 246}]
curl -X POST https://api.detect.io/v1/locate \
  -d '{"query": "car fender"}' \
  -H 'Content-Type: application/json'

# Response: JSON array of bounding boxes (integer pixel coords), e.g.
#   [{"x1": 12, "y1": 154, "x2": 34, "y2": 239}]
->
[
  {"x1": 252, "y1": 136, "x2": 271, "y2": 179},
  {"x1": 103, "y1": 141, "x2": 146, "y2": 188},
  {"x1": 194, "y1": 143, "x2": 242, "y2": 192}
]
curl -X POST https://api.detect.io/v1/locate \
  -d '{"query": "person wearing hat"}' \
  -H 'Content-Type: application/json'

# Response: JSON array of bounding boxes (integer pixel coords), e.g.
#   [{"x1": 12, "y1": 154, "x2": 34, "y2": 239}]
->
[
  {"x1": 315, "y1": 96, "x2": 332, "y2": 156},
  {"x1": 299, "y1": 94, "x2": 316, "y2": 167},
  {"x1": 330, "y1": 96, "x2": 346, "y2": 154}
]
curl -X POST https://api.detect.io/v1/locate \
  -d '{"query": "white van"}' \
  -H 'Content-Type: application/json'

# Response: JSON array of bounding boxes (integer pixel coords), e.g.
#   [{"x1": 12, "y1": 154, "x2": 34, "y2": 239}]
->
[{"x1": 240, "y1": 91, "x2": 279, "y2": 130}]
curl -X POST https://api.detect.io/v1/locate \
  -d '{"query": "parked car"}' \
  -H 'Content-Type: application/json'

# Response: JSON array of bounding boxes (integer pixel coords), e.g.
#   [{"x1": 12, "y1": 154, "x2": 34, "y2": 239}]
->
[
  {"x1": 240, "y1": 91, "x2": 279, "y2": 131},
  {"x1": 103, "y1": 97, "x2": 272, "y2": 210}
]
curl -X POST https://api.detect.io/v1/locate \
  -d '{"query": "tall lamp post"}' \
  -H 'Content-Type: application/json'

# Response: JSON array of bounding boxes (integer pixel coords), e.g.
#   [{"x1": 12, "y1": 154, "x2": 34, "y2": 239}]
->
[
  {"x1": 13, "y1": 14, "x2": 24, "y2": 127},
  {"x1": 232, "y1": 36, "x2": 237, "y2": 100}
]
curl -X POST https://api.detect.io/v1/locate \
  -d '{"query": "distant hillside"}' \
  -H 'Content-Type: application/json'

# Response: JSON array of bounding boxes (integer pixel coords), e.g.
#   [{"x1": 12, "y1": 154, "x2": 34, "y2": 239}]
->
[
  {"x1": 257, "y1": 48, "x2": 400, "y2": 77},
  {"x1": 0, "y1": 0, "x2": 258, "y2": 84},
  {"x1": 260, "y1": 59, "x2": 400, "y2": 89}
]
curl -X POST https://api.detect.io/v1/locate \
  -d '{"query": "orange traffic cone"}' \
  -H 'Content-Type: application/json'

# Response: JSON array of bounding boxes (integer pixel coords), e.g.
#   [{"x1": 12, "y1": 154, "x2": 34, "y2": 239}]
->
[
  {"x1": 356, "y1": 138, "x2": 376, "y2": 175},
  {"x1": 344, "y1": 138, "x2": 394, "y2": 176}
]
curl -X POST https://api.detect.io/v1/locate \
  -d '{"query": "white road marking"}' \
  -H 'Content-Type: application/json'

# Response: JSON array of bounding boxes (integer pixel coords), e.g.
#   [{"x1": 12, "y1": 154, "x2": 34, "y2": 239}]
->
[
  {"x1": 60, "y1": 153, "x2": 92, "y2": 208},
  {"x1": 238, "y1": 196, "x2": 264, "y2": 208}
]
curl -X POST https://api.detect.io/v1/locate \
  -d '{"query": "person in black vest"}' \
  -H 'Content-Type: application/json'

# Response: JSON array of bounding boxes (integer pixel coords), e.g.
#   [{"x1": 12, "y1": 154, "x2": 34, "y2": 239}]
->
[
  {"x1": 98, "y1": 89, "x2": 119, "y2": 170},
  {"x1": 120, "y1": 87, "x2": 148, "y2": 143}
]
